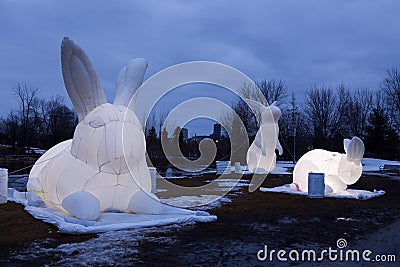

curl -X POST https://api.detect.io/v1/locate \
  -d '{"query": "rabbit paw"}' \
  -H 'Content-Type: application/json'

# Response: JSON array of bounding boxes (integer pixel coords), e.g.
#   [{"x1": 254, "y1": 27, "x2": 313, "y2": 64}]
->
[
  {"x1": 128, "y1": 190, "x2": 163, "y2": 214},
  {"x1": 62, "y1": 191, "x2": 100, "y2": 220}
]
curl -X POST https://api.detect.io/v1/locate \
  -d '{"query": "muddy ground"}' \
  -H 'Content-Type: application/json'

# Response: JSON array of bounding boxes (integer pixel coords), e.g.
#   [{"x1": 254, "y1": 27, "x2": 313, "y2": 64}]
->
[{"x1": 0, "y1": 172, "x2": 398, "y2": 266}]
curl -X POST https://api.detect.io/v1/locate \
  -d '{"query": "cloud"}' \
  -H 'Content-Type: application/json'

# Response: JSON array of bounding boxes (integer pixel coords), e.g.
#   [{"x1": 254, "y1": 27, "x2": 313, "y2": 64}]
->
[{"x1": 0, "y1": 0, "x2": 399, "y2": 117}]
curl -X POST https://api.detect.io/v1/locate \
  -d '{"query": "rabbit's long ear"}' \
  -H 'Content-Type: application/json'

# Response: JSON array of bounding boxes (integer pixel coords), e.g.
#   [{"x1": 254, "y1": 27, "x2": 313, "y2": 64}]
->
[
  {"x1": 245, "y1": 99, "x2": 268, "y2": 113},
  {"x1": 113, "y1": 58, "x2": 148, "y2": 109},
  {"x1": 61, "y1": 37, "x2": 106, "y2": 122},
  {"x1": 343, "y1": 138, "x2": 351, "y2": 153},
  {"x1": 270, "y1": 101, "x2": 278, "y2": 107},
  {"x1": 345, "y1": 136, "x2": 365, "y2": 164}
]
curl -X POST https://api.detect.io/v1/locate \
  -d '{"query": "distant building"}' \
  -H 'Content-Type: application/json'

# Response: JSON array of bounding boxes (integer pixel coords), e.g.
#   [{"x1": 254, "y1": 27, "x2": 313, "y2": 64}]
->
[
  {"x1": 212, "y1": 123, "x2": 228, "y2": 140},
  {"x1": 221, "y1": 127, "x2": 228, "y2": 138},
  {"x1": 188, "y1": 123, "x2": 228, "y2": 143},
  {"x1": 212, "y1": 124, "x2": 221, "y2": 140},
  {"x1": 189, "y1": 134, "x2": 208, "y2": 142},
  {"x1": 181, "y1": 127, "x2": 188, "y2": 141}
]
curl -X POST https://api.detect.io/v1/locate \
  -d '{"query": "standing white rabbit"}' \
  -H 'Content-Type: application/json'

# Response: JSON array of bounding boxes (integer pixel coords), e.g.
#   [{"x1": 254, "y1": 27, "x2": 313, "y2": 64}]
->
[
  {"x1": 246, "y1": 100, "x2": 283, "y2": 173},
  {"x1": 293, "y1": 136, "x2": 365, "y2": 193},
  {"x1": 27, "y1": 37, "x2": 192, "y2": 220}
]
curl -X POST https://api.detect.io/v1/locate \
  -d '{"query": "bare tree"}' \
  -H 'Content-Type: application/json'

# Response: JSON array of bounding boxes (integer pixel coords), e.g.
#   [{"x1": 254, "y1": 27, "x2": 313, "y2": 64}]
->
[
  {"x1": 46, "y1": 97, "x2": 76, "y2": 147},
  {"x1": 219, "y1": 108, "x2": 249, "y2": 164},
  {"x1": 279, "y1": 92, "x2": 309, "y2": 161},
  {"x1": 35, "y1": 98, "x2": 53, "y2": 139},
  {"x1": 0, "y1": 111, "x2": 20, "y2": 149},
  {"x1": 32, "y1": 96, "x2": 76, "y2": 148},
  {"x1": 380, "y1": 68, "x2": 400, "y2": 129},
  {"x1": 237, "y1": 78, "x2": 288, "y2": 132},
  {"x1": 233, "y1": 99, "x2": 257, "y2": 133},
  {"x1": 303, "y1": 85, "x2": 339, "y2": 149},
  {"x1": 365, "y1": 91, "x2": 399, "y2": 158},
  {"x1": 155, "y1": 108, "x2": 170, "y2": 136},
  {"x1": 1, "y1": 89, "x2": 77, "y2": 150},
  {"x1": 304, "y1": 83, "x2": 375, "y2": 150},
  {"x1": 346, "y1": 88, "x2": 374, "y2": 138},
  {"x1": 12, "y1": 83, "x2": 39, "y2": 147},
  {"x1": 145, "y1": 111, "x2": 157, "y2": 138},
  {"x1": 256, "y1": 79, "x2": 288, "y2": 105},
  {"x1": 238, "y1": 81, "x2": 265, "y2": 105},
  {"x1": 238, "y1": 79, "x2": 288, "y2": 106},
  {"x1": 334, "y1": 83, "x2": 353, "y2": 138}
]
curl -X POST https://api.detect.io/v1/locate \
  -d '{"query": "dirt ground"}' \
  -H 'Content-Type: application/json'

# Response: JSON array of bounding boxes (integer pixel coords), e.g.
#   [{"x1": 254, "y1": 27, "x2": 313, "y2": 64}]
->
[{"x1": 0, "y1": 172, "x2": 398, "y2": 266}]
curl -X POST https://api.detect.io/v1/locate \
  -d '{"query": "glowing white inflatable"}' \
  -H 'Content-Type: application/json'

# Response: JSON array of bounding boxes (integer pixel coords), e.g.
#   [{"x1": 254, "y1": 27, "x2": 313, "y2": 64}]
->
[
  {"x1": 293, "y1": 137, "x2": 365, "y2": 193},
  {"x1": 246, "y1": 100, "x2": 283, "y2": 173},
  {"x1": 27, "y1": 37, "x2": 191, "y2": 220}
]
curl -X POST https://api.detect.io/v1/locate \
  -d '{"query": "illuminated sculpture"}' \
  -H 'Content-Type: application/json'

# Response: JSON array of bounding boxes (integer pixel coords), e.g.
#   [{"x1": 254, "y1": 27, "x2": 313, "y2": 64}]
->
[
  {"x1": 246, "y1": 100, "x2": 283, "y2": 173},
  {"x1": 293, "y1": 136, "x2": 364, "y2": 193},
  {"x1": 27, "y1": 37, "x2": 191, "y2": 220}
]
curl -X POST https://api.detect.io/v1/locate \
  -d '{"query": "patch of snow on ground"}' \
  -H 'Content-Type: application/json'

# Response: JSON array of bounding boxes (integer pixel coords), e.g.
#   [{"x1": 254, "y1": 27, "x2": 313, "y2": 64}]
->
[
  {"x1": 10, "y1": 225, "x2": 183, "y2": 266},
  {"x1": 160, "y1": 175, "x2": 185, "y2": 179},
  {"x1": 8, "y1": 174, "x2": 28, "y2": 191},
  {"x1": 260, "y1": 184, "x2": 385, "y2": 200},
  {"x1": 231, "y1": 162, "x2": 292, "y2": 174},
  {"x1": 211, "y1": 178, "x2": 250, "y2": 188},
  {"x1": 0, "y1": 144, "x2": 12, "y2": 148},
  {"x1": 336, "y1": 217, "x2": 357, "y2": 222},
  {"x1": 156, "y1": 188, "x2": 168, "y2": 193},
  {"x1": 162, "y1": 195, "x2": 232, "y2": 210},
  {"x1": 162, "y1": 167, "x2": 216, "y2": 178},
  {"x1": 278, "y1": 217, "x2": 298, "y2": 224},
  {"x1": 241, "y1": 159, "x2": 399, "y2": 174},
  {"x1": 276, "y1": 161, "x2": 295, "y2": 168},
  {"x1": 362, "y1": 158, "x2": 400, "y2": 172},
  {"x1": 25, "y1": 147, "x2": 47, "y2": 155}
]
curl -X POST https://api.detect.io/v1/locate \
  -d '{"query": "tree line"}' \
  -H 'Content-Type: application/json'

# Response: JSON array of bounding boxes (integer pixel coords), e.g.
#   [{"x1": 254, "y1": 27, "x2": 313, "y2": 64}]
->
[
  {"x1": 144, "y1": 67, "x2": 399, "y2": 168},
  {"x1": 234, "y1": 68, "x2": 400, "y2": 161},
  {"x1": 1, "y1": 68, "x2": 399, "y2": 162},
  {"x1": 0, "y1": 83, "x2": 77, "y2": 152}
]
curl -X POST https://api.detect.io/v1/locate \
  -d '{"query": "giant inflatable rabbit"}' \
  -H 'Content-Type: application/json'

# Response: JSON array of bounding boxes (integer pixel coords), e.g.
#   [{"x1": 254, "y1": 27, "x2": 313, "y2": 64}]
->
[
  {"x1": 293, "y1": 136, "x2": 365, "y2": 193},
  {"x1": 27, "y1": 37, "x2": 192, "y2": 220},
  {"x1": 246, "y1": 100, "x2": 283, "y2": 173}
]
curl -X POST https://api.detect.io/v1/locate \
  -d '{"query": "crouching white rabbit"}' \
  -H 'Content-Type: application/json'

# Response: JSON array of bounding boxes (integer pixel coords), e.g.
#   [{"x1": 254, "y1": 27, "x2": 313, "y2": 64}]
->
[
  {"x1": 27, "y1": 37, "x2": 193, "y2": 220},
  {"x1": 293, "y1": 136, "x2": 365, "y2": 193}
]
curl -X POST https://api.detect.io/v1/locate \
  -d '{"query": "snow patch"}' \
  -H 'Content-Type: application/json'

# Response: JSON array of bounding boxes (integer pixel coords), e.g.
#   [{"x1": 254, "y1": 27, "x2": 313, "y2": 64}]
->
[
  {"x1": 8, "y1": 188, "x2": 216, "y2": 234},
  {"x1": 362, "y1": 158, "x2": 400, "y2": 172},
  {"x1": 162, "y1": 195, "x2": 232, "y2": 210},
  {"x1": 260, "y1": 184, "x2": 385, "y2": 200},
  {"x1": 10, "y1": 225, "x2": 183, "y2": 266}
]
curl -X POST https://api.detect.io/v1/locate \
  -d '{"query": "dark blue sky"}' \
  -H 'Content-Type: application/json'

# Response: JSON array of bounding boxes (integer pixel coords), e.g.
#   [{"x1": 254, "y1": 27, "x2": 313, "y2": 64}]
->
[{"x1": 1, "y1": 1, "x2": 399, "y2": 135}]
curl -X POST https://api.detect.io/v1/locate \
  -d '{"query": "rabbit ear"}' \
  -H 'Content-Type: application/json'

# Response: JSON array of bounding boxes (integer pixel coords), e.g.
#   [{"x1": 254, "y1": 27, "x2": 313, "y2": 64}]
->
[
  {"x1": 113, "y1": 58, "x2": 148, "y2": 109},
  {"x1": 61, "y1": 37, "x2": 106, "y2": 122},
  {"x1": 346, "y1": 136, "x2": 365, "y2": 164},
  {"x1": 270, "y1": 101, "x2": 278, "y2": 107},
  {"x1": 245, "y1": 99, "x2": 268, "y2": 113},
  {"x1": 343, "y1": 138, "x2": 351, "y2": 153}
]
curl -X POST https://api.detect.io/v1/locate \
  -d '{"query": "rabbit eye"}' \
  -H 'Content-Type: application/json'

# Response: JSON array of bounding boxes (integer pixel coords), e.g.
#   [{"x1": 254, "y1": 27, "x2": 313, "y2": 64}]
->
[{"x1": 89, "y1": 116, "x2": 106, "y2": 128}]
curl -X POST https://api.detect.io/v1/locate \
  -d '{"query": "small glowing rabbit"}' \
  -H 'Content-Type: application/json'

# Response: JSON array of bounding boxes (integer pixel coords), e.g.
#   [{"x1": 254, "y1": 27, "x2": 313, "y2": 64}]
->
[
  {"x1": 293, "y1": 136, "x2": 365, "y2": 193},
  {"x1": 246, "y1": 100, "x2": 283, "y2": 173}
]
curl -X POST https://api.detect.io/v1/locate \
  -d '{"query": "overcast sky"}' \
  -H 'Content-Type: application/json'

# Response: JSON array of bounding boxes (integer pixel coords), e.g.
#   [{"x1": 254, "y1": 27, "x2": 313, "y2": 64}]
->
[{"x1": 1, "y1": 0, "x2": 399, "y2": 135}]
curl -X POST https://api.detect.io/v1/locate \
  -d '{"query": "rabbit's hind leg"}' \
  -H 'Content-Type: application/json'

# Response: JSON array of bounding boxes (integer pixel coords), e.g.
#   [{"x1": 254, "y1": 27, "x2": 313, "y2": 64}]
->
[
  {"x1": 325, "y1": 175, "x2": 347, "y2": 193},
  {"x1": 128, "y1": 190, "x2": 196, "y2": 215},
  {"x1": 62, "y1": 191, "x2": 101, "y2": 220}
]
